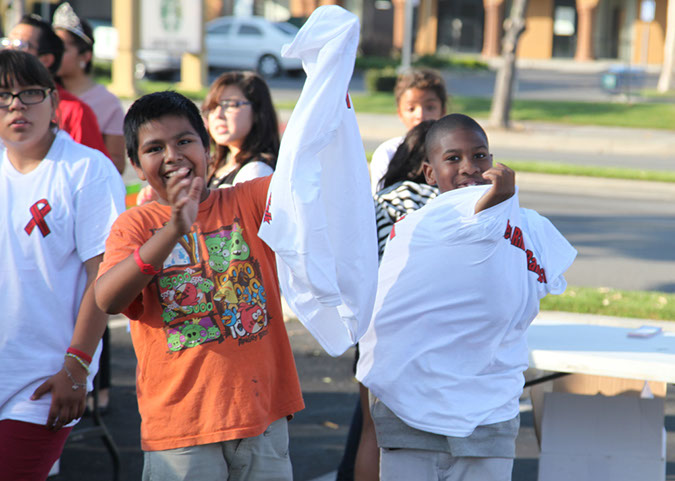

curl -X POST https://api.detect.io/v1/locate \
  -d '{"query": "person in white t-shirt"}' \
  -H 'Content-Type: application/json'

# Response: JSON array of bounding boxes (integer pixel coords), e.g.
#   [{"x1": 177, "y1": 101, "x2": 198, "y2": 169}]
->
[
  {"x1": 0, "y1": 50, "x2": 125, "y2": 480},
  {"x1": 356, "y1": 114, "x2": 576, "y2": 481},
  {"x1": 369, "y1": 68, "x2": 447, "y2": 194}
]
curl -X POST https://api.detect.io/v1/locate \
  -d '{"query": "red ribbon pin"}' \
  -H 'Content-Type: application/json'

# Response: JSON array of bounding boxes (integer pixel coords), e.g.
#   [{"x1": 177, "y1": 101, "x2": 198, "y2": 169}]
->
[{"x1": 25, "y1": 199, "x2": 52, "y2": 237}]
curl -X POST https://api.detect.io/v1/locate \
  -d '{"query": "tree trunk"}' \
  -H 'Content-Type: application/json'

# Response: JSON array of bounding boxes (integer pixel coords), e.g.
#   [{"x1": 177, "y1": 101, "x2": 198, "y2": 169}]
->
[
  {"x1": 489, "y1": 0, "x2": 529, "y2": 128},
  {"x1": 657, "y1": 0, "x2": 675, "y2": 92}
]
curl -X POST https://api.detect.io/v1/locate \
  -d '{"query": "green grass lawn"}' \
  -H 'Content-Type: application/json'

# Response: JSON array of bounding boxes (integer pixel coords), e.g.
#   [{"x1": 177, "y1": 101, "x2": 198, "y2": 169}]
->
[
  {"x1": 502, "y1": 160, "x2": 675, "y2": 183},
  {"x1": 102, "y1": 66, "x2": 675, "y2": 131},
  {"x1": 339, "y1": 94, "x2": 675, "y2": 130},
  {"x1": 541, "y1": 286, "x2": 675, "y2": 321}
]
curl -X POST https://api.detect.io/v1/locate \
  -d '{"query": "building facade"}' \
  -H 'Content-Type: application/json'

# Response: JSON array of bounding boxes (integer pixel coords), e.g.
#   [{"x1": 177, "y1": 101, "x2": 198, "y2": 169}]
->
[{"x1": 287, "y1": 0, "x2": 671, "y2": 65}]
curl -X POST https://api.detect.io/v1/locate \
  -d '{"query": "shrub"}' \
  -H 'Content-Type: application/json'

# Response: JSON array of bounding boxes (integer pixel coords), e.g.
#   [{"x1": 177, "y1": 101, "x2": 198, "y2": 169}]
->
[{"x1": 364, "y1": 67, "x2": 398, "y2": 93}]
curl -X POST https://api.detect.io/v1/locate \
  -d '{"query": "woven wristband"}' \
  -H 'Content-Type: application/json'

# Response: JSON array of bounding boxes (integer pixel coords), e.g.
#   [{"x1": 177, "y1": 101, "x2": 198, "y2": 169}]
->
[{"x1": 133, "y1": 247, "x2": 160, "y2": 275}]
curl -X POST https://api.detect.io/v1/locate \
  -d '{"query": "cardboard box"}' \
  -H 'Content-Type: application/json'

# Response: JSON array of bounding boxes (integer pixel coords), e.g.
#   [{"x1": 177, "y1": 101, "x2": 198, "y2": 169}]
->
[
  {"x1": 538, "y1": 392, "x2": 665, "y2": 481},
  {"x1": 530, "y1": 373, "x2": 667, "y2": 443}
]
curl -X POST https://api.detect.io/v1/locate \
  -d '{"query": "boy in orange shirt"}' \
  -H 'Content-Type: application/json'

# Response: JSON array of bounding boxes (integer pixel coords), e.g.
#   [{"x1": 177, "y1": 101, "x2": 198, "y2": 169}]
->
[{"x1": 95, "y1": 91, "x2": 303, "y2": 480}]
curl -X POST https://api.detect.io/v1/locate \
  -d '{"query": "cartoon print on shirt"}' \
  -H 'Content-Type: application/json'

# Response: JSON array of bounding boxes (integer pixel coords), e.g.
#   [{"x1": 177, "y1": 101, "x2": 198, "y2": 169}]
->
[
  {"x1": 155, "y1": 220, "x2": 269, "y2": 353},
  {"x1": 165, "y1": 317, "x2": 221, "y2": 352},
  {"x1": 205, "y1": 223, "x2": 251, "y2": 273},
  {"x1": 215, "y1": 260, "x2": 269, "y2": 341},
  {"x1": 159, "y1": 268, "x2": 214, "y2": 317},
  {"x1": 205, "y1": 234, "x2": 230, "y2": 273},
  {"x1": 164, "y1": 232, "x2": 200, "y2": 268}
]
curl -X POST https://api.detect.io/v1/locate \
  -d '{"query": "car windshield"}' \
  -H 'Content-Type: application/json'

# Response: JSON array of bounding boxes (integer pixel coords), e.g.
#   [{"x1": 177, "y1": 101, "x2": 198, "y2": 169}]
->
[{"x1": 273, "y1": 22, "x2": 298, "y2": 36}]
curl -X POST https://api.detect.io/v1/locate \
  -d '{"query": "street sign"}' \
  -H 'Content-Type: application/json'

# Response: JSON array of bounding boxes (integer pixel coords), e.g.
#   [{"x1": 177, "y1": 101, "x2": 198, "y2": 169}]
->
[{"x1": 140, "y1": 0, "x2": 202, "y2": 53}]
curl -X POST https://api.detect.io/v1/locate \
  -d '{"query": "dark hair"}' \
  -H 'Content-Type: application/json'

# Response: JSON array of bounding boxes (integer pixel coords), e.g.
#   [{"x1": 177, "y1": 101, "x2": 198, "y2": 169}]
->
[
  {"x1": 394, "y1": 68, "x2": 448, "y2": 110},
  {"x1": 0, "y1": 49, "x2": 56, "y2": 90},
  {"x1": 381, "y1": 120, "x2": 435, "y2": 189},
  {"x1": 17, "y1": 14, "x2": 64, "y2": 75},
  {"x1": 124, "y1": 91, "x2": 210, "y2": 167},
  {"x1": 56, "y1": 19, "x2": 94, "y2": 74},
  {"x1": 424, "y1": 113, "x2": 489, "y2": 157},
  {"x1": 202, "y1": 71, "x2": 279, "y2": 181}
]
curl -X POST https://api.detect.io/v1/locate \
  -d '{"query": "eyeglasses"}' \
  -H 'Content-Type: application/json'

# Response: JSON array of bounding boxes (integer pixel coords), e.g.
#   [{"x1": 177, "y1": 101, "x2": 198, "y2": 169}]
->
[
  {"x1": 214, "y1": 100, "x2": 251, "y2": 112},
  {"x1": 0, "y1": 88, "x2": 52, "y2": 108},
  {"x1": 0, "y1": 37, "x2": 37, "y2": 52}
]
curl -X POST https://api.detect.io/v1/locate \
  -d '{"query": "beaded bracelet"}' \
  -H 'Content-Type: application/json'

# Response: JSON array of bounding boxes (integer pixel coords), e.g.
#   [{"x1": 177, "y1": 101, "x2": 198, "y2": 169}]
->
[
  {"x1": 65, "y1": 352, "x2": 91, "y2": 375},
  {"x1": 66, "y1": 347, "x2": 92, "y2": 365},
  {"x1": 63, "y1": 364, "x2": 87, "y2": 391}
]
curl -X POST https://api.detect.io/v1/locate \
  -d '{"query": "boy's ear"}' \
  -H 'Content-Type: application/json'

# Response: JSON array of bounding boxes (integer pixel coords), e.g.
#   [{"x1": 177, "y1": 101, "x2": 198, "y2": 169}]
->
[
  {"x1": 132, "y1": 162, "x2": 147, "y2": 182},
  {"x1": 422, "y1": 161, "x2": 436, "y2": 186}
]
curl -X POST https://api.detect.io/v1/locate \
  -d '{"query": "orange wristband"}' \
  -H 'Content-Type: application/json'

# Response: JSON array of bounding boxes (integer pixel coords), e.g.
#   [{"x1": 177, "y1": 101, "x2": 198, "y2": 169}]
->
[{"x1": 133, "y1": 247, "x2": 160, "y2": 275}]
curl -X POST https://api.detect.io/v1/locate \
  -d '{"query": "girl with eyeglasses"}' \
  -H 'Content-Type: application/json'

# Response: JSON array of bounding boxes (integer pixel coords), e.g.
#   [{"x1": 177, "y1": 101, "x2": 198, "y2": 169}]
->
[
  {"x1": 202, "y1": 71, "x2": 279, "y2": 189},
  {"x1": 0, "y1": 49, "x2": 125, "y2": 480}
]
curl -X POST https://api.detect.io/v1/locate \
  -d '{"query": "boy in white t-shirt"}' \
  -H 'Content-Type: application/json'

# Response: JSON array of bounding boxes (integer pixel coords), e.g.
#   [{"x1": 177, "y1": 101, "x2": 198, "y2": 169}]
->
[
  {"x1": 356, "y1": 114, "x2": 576, "y2": 481},
  {"x1": 369, "y1": 68, "x2": 447, "y2": 194}
]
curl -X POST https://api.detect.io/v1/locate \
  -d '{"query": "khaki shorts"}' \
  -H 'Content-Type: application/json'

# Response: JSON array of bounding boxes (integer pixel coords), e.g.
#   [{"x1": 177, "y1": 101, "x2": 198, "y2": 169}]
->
[
  {"x1": 142, "y1": 417, "x2": 292, "y2": 481},
  {"x1": 380, "y1": 447, "x2": 513, "y2": 481}
]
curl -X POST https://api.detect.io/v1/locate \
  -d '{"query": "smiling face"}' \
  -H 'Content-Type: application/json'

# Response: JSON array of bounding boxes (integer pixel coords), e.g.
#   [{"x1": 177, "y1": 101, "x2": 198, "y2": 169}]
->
[
  {"x1": 423, "y1": 127, "x2": 493, "y2": 194},
  {"x1": 397, "y1": 87, "x2": 445, "y2": 131},
  {"x1": 205, "y1": 85, "x2": 254, "y2": 152},
  {"x1": 132, "y1": 114, "x2": 211, "y2": 204}
]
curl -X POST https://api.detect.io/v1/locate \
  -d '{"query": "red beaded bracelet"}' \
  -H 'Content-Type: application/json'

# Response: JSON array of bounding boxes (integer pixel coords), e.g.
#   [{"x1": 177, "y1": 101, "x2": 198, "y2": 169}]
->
[
  {"x1": 133, "y1": 247, "x2": 160, "y2": 275},
  {"x1": 66, "y1": 347, "x2": 92, "y2": 365}
]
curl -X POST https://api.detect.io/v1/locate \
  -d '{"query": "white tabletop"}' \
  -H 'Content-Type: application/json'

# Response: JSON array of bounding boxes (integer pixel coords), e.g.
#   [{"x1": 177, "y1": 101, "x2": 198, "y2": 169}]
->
[{"x1": 527, "y1": 313, "x2": 675, "y2": 384}]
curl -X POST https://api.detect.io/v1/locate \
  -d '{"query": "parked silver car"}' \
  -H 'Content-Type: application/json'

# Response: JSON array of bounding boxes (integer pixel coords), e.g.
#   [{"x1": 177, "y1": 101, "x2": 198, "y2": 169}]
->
[
  {"x1": 205, "y1": 16, "x2": 302, "y2": 77},
  {"x1": 91, "y1": 16, "x2": 301, "y2": 78}
]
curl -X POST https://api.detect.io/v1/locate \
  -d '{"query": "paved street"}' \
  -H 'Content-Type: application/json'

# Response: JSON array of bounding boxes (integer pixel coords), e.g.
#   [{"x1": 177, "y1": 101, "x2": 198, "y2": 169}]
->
[{"x1": 517, "y1": 174, "x2": 675, "y2": 292}]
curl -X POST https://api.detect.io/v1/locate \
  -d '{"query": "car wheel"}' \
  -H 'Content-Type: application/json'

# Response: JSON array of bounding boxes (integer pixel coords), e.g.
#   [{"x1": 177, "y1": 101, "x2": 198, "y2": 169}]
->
[{"x1": 257, "y1": 54, "x2": 281, "y2": 78}]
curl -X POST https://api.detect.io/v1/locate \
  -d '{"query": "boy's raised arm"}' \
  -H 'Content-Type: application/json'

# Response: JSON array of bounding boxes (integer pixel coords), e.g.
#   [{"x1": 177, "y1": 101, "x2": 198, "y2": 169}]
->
[
  {"x1": 474, "y1": 162, "x2": 515, "y2": 214},
  {"x1": 95, "y1": 171, "x2": 204, "y2": 313}
]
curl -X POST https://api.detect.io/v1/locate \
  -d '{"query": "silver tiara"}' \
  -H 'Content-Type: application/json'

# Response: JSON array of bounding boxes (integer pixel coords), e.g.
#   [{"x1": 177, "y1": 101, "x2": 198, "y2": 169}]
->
[{"x1": 52, "y1": 2, "x2": 92, "y2": 45}]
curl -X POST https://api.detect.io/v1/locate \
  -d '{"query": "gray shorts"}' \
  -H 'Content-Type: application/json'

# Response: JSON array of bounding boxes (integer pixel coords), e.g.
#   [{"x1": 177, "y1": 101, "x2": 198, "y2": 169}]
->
[
  {"x1": 142, "y1": 417, "x2": 292, "y2": 481},
  {"x1": 380, "y1": 447, "x2": 513, "y2": 481}
]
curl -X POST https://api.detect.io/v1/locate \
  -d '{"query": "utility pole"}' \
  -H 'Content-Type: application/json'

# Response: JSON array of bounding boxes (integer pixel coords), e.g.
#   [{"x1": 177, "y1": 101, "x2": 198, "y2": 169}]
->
[{"x1": 400, "y1": 0, "x2": 413, "y2": 71}]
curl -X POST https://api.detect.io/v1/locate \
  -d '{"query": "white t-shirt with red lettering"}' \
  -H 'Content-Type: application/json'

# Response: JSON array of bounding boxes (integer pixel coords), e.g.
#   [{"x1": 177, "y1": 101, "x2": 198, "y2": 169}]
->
[{"x1": 356, "y1": 185, "x2": 576, "y2": 437}]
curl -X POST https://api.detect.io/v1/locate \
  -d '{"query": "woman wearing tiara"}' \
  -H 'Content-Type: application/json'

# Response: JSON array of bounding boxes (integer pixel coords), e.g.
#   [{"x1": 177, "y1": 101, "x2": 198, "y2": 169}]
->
[{"x1": 53, "y1": 2, "x2": 126, "y2": 175}]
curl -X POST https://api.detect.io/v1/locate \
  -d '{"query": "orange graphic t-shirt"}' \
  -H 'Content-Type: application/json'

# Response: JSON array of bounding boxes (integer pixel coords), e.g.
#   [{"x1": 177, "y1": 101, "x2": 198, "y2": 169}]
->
[{"x1": 98, "y1": 176, "x2": 304, "y2": 451}]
